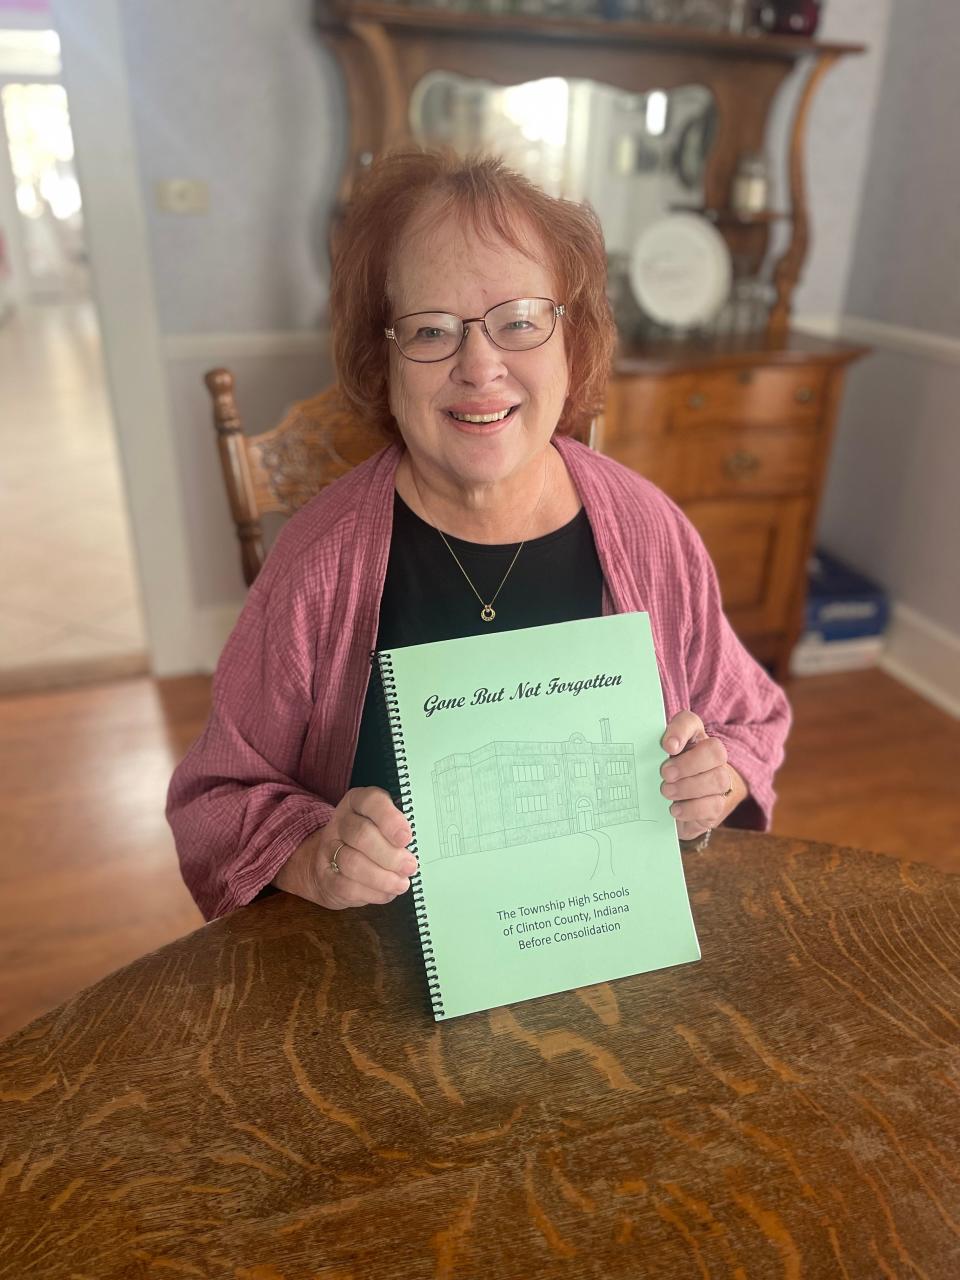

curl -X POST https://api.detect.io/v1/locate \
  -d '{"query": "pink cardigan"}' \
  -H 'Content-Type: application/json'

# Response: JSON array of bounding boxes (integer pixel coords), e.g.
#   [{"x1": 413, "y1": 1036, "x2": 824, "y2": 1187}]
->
[{"x1": 168, "y1": 437, "x2": 790, "y2": 919}]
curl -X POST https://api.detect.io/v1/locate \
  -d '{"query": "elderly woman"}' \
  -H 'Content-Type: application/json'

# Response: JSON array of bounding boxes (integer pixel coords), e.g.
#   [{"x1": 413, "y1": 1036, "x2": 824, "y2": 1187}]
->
[{"x1": 167, "y1": 148, "x2": 790, "y2": 921}]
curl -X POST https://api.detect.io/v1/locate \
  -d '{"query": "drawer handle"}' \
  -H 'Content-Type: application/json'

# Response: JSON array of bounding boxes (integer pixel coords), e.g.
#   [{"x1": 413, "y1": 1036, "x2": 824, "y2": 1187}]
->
[
  {"x1": 687, "y1": 392, "x2": 706, "y2": 410},
  {"x1": 724, "y1": 450, "x2": 762, "y2": 478},
  {"x1": 794, "y1": 386, "x2": 815, "y2": 405}
]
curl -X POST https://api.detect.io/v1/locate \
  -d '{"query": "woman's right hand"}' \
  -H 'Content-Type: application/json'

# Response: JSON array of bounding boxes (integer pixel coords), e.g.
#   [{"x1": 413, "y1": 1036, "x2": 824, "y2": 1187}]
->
[{"x1": 272, "y1": 787, "x2": 416, "y2": 910}]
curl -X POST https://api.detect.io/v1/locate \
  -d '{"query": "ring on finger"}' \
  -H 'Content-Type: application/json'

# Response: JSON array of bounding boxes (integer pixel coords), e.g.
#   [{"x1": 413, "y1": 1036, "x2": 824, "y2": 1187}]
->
[{"x1": 330, "y1": 841, "x2": 346, "y2": 874}]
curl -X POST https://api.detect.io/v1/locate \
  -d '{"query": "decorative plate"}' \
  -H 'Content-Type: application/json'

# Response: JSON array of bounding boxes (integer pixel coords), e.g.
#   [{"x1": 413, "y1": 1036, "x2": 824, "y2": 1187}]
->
[{"x1": 628, "y1": 213, "x2": 732, "y2": 329}]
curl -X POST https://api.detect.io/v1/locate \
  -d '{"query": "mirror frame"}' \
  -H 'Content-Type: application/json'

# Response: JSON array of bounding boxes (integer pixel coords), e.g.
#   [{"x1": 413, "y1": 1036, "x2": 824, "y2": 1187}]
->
[{"x1": 315, "y1": 3, "x2": 860, "y2": 336}]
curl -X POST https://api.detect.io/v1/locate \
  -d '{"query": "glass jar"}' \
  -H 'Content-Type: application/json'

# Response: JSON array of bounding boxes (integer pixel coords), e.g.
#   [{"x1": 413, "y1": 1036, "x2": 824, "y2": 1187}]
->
[
  {"x1": 727, "y1": 0, "x2": 751, "y2": 32},
  {"x1": 730, "y1": 276, "x2": 773, "y2": 334},
  {"x1": 731, "y1": 152, "x2": 770, "y2": 215}
]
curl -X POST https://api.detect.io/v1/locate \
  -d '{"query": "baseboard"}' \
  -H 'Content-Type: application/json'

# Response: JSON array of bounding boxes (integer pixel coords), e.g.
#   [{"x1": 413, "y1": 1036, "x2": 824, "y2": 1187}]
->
[
  {"x1": 0, "y1": 651, "x2": 150, "y2": 697},
  {"x1": 880, "y1": 603, "x2": 960, "y2": 719}
]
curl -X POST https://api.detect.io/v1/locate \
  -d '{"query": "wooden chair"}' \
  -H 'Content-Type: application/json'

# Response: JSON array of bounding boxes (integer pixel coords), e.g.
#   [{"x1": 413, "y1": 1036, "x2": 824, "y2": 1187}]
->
[{"x1": 203, "y1": 369, "x2": 388, "y2": 586}]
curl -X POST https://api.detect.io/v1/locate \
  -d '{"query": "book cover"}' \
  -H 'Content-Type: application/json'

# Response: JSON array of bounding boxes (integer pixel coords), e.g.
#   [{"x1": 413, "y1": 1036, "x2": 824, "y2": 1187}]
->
[{"x1": 377, "y1": 612, "x2": 701, "y2": 1021}]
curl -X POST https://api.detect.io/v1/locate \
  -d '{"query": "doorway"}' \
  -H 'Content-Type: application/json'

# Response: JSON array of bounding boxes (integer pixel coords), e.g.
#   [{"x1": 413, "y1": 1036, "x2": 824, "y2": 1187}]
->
[{"x1": 0, "y1": 25, "x2": 146, "y2": 693}]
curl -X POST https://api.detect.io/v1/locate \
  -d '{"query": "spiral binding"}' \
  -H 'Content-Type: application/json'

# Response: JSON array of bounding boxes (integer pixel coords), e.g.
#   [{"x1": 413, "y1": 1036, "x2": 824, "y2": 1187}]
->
[{"x1": 373, "y1": 650, "x2": 445, "y2": 1019}]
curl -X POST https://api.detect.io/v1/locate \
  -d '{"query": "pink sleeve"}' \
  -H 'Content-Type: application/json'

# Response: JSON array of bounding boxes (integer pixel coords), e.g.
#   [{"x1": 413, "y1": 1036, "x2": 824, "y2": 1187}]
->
[
  {"x1": 166, "y1": 584, "x2": 333, "y2": 921},
  {"x1": 680, "y1": 523, "x2": 792, "y2": 831}
]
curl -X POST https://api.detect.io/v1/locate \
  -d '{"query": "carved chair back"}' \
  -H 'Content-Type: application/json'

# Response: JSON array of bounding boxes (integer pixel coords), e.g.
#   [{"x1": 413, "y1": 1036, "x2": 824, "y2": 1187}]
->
[{"x1": 203, "y1": 368, "x2": 388, "y2": 586}]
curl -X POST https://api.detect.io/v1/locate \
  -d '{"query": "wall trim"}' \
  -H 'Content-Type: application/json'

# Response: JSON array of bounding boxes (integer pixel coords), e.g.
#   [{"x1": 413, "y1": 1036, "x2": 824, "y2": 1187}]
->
[
  {"x1": 840, "y1": 316, "x2": 960, "y2": 365},
  {"x1": 792, "y1": 313, "x2": 841, "y2": 340},
  {"x1": 880, "y1": 603, "x2": 960, "y2": 720},
  {"x1": 163, "y1": 329, "x2": 330, "y2": 362},
  {"x1": 794, "y1": 314, "x2": 960, "y2": 365}
]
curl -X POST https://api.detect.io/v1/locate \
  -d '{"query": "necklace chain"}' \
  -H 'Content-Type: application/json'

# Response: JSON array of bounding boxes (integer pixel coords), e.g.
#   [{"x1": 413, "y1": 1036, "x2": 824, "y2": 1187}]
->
[
  {"x1": 410, "y1": 456, "x2": 549, "y2": 623},
  {"x1": 436, "y1": 529, "x2": 524, "y2": 622}
]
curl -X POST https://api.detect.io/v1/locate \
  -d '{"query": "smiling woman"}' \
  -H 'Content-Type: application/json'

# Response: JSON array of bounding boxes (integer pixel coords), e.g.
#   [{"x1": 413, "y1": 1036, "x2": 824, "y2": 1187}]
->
[
  {"x1": 386, "y1": 216, "x2": 574, "y2": 542},
  {"x1": 166, "y1": 147, "x2": 791, "y2": 923}
]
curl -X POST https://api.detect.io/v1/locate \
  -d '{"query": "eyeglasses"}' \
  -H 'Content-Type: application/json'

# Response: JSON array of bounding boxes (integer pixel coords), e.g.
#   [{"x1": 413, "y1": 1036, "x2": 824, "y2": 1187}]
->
[{"x1": 385, "y1": 297, "x2": 565, "y2": 363}]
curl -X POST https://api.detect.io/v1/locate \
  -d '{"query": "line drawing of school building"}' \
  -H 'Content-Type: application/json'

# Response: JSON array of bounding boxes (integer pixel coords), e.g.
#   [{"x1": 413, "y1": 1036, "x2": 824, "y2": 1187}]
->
[{"x1": 431, "y1": 718, "x2": 640, "y2": 857}]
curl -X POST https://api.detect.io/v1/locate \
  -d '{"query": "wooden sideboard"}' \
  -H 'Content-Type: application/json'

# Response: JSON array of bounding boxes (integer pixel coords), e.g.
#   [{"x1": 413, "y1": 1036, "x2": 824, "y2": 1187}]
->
[
  {"x1": 602, "y1": 331, "x2": 867, "y2": 678},
  {"x1": 303, "y1": 6, "x2": 873, "y2": 677}
]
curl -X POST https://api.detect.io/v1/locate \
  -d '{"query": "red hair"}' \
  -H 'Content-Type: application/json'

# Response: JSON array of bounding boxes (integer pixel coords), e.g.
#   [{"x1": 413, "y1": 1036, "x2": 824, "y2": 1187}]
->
[{"x1": 330, "y1": 147, "x2": 616, "y2": 441}]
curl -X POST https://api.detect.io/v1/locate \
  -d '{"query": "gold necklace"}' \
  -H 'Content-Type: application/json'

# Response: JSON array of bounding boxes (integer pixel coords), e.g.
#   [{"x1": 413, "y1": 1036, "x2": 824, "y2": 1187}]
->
[{"x1": 411, "y1": 456, "x2": 549, "y2": 623}]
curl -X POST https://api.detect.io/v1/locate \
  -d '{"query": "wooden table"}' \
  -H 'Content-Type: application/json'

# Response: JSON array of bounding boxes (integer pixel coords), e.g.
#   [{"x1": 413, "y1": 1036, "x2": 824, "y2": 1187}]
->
[{"x1": 2, "y1": 832, "x2": 958, "y2": 1279}]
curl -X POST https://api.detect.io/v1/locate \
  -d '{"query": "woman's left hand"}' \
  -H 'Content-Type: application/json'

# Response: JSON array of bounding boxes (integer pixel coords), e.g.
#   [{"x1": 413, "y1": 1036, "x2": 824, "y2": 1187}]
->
[{"x1": 660, "y1": 710, "x2": 747, "y2": 841}]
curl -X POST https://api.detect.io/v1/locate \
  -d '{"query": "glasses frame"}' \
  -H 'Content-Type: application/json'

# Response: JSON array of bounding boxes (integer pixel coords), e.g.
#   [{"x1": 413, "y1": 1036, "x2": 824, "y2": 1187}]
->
[{"x1": 385, "y1": 297, "x2": 565, "y2": 364}]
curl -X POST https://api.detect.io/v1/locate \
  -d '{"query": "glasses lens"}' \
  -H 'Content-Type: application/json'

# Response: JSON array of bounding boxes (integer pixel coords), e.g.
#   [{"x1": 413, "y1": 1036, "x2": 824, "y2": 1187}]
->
[
  {"x1": 485, "y1": 298, "x2": 556, "y2": 351},
  {"x1": 393, "y1": 312, "x2": 462, "y2": 361}
]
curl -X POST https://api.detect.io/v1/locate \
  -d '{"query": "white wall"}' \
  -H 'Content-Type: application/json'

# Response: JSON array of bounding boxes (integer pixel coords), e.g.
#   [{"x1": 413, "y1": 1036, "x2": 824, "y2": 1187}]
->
[
  {"x1": 820, "y1": 349, "x2": 960, "y2": 634},
  {"x1": 778, "y1": 0, "x2": 892, "y2": 324},
  {"x1": 113, "y1": 0, "x2": 344, "y2": 646},
  {"x1": 814, "y1": 0, "x2": 960, "y2": 714},
  {"x1": 843, "y1": 5, "x2": 960, "y2": 338},
  {"x1": 119, "y1": 0, "x2": 344, "y2": 336}
]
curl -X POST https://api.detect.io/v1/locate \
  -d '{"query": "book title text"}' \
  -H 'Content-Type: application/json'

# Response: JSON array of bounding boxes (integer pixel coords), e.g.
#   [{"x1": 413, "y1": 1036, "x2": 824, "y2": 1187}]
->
[{"x1": 423, "y1": 672, "x2": 623, "y2": 719}]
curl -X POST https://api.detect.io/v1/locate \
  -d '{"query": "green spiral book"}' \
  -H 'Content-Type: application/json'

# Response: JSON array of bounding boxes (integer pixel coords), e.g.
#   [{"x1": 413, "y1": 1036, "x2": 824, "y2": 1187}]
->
[{"x1": 375, "y1": 612, "x2": 701, "y2": 1021}]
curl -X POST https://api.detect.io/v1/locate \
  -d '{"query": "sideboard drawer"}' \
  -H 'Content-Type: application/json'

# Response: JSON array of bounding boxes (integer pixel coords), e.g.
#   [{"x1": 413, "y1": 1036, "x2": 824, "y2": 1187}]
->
[
  {"x1": 671, "y1": 428, "x2": 818, "y2": 500},
  {"x1": 685, "y1": 497, "x2": 809, "y2": 634},
  {"x1": 604, "y1": 342, "x2": 867, "y2": 679},
  {"x1": 670, "y1": 366, "x2": 827, "y2": 431}
]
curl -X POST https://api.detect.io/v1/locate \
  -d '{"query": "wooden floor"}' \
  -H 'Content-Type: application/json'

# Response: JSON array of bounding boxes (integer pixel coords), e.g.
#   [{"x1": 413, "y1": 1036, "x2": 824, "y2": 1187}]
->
[{"x1": 0, "y1": 667, "x2": 957, "y2": 1042}]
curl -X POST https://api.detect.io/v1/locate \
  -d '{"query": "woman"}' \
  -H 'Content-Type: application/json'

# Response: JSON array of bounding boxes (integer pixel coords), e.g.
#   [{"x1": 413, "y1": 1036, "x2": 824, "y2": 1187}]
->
[{"x1": 167, "y1": 149, "x2": 790, "y2": 921}]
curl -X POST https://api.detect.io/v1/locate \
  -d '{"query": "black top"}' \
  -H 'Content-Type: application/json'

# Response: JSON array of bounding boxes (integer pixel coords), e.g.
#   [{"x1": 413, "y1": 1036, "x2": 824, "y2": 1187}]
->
[{"x1": 349, "y1": 492, "x2": 604, "y2": 795}]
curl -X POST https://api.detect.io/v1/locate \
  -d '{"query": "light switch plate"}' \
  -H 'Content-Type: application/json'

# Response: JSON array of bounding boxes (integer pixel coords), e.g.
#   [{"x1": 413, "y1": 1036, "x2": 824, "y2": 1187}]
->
[{"x1": 156, "y1": 179, "x2": 209, "y2": 214}]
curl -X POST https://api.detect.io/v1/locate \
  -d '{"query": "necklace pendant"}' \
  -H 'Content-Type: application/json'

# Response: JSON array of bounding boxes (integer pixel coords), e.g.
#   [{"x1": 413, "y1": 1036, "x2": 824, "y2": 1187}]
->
[{"x1": 481, "y1": 605, "x2": 496, "y2": 623}]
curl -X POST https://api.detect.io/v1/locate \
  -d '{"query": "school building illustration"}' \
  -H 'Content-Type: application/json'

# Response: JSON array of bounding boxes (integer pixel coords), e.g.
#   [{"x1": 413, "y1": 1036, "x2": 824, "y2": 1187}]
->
[{"x1": 431, "y1": 718, "x2": 640, "y2": 857}]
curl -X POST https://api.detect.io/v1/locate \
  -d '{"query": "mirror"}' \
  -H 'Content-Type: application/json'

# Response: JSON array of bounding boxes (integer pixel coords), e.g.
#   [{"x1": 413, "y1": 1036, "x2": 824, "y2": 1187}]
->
[{"x1": 410, "y1": 73, "x2": 717, "y2": 259}]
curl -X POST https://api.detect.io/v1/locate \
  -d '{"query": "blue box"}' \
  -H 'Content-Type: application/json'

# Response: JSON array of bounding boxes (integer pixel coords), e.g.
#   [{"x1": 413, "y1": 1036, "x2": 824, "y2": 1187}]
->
[{"x1": 804, "y1": 549, "x2": 889, "y2": 642}]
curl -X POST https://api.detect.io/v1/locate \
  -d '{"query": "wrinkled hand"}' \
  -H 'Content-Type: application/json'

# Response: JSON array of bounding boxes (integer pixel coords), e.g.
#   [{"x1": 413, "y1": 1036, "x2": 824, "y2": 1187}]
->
[
  {"x1": 273, "y1": 787, "x2": 416, "y2": 910},
  {"x1": 660, "y1": 711, "x2": 746, "y2": 841}
]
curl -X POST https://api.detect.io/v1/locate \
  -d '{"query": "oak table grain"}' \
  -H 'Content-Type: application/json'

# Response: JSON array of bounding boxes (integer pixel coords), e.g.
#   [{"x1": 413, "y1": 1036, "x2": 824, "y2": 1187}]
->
[{"x1": 2, "y1": 831, "x2": 958, "y2": 1280}]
